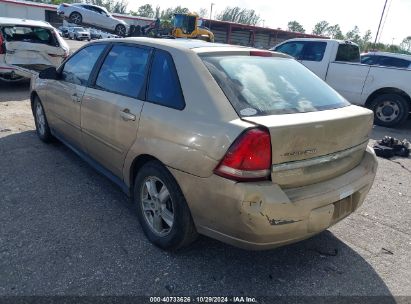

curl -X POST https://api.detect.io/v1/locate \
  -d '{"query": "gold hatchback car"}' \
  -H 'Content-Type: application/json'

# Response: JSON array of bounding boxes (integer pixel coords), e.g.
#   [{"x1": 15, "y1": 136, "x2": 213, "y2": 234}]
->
[{"x1": 31, "y1": 38, "x2": 378, "y2": 250}]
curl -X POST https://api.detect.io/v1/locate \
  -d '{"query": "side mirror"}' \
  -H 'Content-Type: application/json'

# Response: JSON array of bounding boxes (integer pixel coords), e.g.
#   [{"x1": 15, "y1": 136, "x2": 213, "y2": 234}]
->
[{"x1": 39, "y1": 67, "x2": 58, "y2": 80}]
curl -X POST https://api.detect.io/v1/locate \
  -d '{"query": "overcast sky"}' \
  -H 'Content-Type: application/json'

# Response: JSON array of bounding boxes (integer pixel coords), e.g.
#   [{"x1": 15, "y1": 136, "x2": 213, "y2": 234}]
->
[{"x1": 128, "y1": 0, "x2": 410, "y2": 44}]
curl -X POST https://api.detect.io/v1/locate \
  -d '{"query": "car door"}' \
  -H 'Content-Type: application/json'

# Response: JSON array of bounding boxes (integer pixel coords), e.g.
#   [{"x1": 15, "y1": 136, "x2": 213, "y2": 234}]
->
[
  {"x1": 299, "y1": 41, "x2": 329, "y2": 79},
  {"x1": 89, "y1": 6, "x2": 109, "y2": 28},
  {"x1": 81, "y1": 44, "x2": 151, "y2": 177},
  {"x1": 45, "y1": 44, "x2": 107, "y2": 148}
]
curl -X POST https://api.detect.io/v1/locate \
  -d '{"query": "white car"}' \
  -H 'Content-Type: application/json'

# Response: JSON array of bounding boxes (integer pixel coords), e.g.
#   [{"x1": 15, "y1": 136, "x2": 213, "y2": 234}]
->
[
  {"x1": 272, "y1": 38, "x2": 411, "y2": 127},
  {"x1": 68, "y1": 27, "x2": 91, "y2": 41},
  {"x1": 0, "y1": 17, "x2": 69, "y2": 82},
  {"x1": 57, "y1": 3, "x2": 129, "y2": 37}
]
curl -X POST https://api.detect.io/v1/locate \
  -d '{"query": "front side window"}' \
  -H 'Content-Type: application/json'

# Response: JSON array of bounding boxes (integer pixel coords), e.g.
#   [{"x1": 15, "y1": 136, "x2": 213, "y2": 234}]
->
[
  {"x1": 61, "y1": 44, "x2": 106, "y2": 86},
  {"x1": 378, "y1": 56, "x2": 410, "y2": 68},
  {"x1": 95, "y1": 45, "x2": 150, "y2": 98},
  {"x1": 147, "y1": 50, "x2": 185, "y2": 110},
  {"x1": 335, "y1": 44, "x2": 360, "y2": 62},
  {"x1": 202, "y1": 55, "x2": 349, "y2": 116},
  {"x1": 361, "y1": 55, "x2": 379, "y2": 65},
  {"x1": 274, "y1": 42, "x2": 305, "y2": 59}
]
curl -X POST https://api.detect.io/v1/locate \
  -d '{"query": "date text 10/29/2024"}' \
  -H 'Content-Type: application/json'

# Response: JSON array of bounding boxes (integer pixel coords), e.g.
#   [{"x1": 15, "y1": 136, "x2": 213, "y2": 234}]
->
[{"x1": 150, "y1": 297, "x2": 258, "y2": 303}]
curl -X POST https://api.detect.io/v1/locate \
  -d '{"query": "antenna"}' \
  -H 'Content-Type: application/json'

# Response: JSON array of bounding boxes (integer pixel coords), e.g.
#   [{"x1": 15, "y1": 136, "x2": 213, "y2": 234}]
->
[{"x1": 374, "y1": 0, "x2": 388, "y2": 46}]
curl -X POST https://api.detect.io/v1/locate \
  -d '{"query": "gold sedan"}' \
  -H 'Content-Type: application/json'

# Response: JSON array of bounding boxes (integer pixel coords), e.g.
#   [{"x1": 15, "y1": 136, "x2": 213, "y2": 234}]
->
[{"x1": 31, "y1": 38, "x2": 377, "y2": 250}]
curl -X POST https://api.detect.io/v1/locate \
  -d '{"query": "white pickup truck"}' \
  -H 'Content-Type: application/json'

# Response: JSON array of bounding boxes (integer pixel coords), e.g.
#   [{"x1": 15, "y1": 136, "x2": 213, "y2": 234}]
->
[{"x1": 272, "y1": 38, "x2": 411, "y2": 127}]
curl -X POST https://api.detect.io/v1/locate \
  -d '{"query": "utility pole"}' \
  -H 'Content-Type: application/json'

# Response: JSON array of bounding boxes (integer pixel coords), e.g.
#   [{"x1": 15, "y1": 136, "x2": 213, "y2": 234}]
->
[
  {"x1": 374, "y1": 0, "x2": 388, "y2": 46},
  {"x1": 209, "y1": 3, "x2": 215, "y2": 31}
]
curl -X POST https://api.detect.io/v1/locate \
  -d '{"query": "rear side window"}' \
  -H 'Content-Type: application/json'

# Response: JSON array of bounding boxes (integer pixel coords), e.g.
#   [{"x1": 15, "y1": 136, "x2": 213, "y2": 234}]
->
[
  {"x1": 147, "y1": 50, "x2": 185, "y2": 110},
  {"x1": 301, "y1": 42, "x2": 326, "y2": 61},
  {"x1": 202, "y1": 56, "x2": 349, "y2": 116},
  {"x1": 1, "y1": 26, "x2": 59, "y2": 47},
  {"x1": 95, "y1": 45, "x2": 150, "y2": 98},
  {"x1": 378, "y1": 56, "x2": 410, "y2": 68},
  {"x1": 335, "y1": 44, "x2": 360, "y2": 62},
  {"x1": 61, "y1": 44, "x2": 106, "y2": 86}
]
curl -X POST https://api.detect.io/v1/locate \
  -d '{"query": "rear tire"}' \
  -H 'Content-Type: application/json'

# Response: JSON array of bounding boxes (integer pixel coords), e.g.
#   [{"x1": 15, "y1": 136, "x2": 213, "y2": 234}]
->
[
  {"x1": 134, "y1": 161, "x2": 198, "y2": 250},
  {"x1": 69, "y1": 12, "x2": 82, "y2": 25},
  {"x1": 370, "y1": 93, "x2": 410, "y2": 128},
  {"x1": 33, "y1": 97, "x2": 53, "y2": 143},
  {"x1": 115, "y1": 24, "x2": 126, "y2": 37}
]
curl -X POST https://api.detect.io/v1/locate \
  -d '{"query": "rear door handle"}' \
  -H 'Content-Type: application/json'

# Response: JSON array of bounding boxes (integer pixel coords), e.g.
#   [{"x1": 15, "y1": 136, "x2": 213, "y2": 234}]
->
[
  {"x1": 71, "y1": 93, "x2": 80, "y2": 103},
  {"x1": 120, "y1": 109, "x2": 136, "y2": 121}
]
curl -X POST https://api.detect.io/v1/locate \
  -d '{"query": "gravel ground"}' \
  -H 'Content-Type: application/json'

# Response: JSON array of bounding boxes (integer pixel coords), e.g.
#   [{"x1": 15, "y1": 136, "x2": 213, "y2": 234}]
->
[{"x1": 0, "y1": 39, "x2": 410, "y2": 300}]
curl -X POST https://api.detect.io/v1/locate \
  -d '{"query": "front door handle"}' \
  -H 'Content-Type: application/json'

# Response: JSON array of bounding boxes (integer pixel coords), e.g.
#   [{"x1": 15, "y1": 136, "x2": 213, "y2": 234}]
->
[{"x1": 120, "y1": 109, "x2": 136, "y2": 121}]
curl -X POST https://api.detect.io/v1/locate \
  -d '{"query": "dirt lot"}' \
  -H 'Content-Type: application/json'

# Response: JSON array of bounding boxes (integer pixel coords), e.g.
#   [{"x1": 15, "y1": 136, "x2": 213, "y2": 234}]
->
[{"x1": 0, "y1": 40, "x2": 411, "y2": 299}]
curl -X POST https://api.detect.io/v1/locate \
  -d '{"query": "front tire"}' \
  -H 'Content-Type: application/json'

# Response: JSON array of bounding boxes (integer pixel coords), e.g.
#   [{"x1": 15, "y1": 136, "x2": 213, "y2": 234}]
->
[
  {"x1": 33, "y1": 97, "x2": 53, "y2": 143},
  {"x1": 115, "y1": 24, "x2": 126, "y2": 37},
  {"x1": 370, "y1": 93, "x2": 410, "y2": 127},
  {"x1": 69, "y1": 12, "x2": 82, "y2": 25},
  {"x1": 134, "y1": 161, "x2": 197, "y2": 250}
]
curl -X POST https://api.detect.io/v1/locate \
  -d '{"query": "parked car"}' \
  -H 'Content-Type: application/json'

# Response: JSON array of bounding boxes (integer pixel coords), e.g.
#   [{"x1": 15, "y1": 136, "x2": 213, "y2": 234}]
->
[
  {"x1": 31, "y1": 38, "x2": 377, "y2": 250},
  {"x1": 0, "y1": 17, "x2": 69, "y2": 82},
  {"x1": 272, "y1": 38, "x2": 411, "y2": 127},
  {"x1": 58, "y1": 26, "x2": 70, "y2": 38},
  {"x1": 88, "y1": 28, "x2": 119, "y2": 39},
  {"x1": 361, "y1": 51, "x2": 411, "y2": 69},
  {"x1": 57, "y1": 3, "x2": 129, "y2": 37},
  {"x1": 68, "y1": 27, "x2": 91, "y2": 41}
]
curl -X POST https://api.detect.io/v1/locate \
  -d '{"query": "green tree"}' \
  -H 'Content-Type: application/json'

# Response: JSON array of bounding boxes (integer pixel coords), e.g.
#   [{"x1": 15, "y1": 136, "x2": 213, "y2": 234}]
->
[
  {"x1": 312, "y1": 20, "x2": 329, "y2": 35},
  {"x1": 287, "y1": 21, "x2": 305, "y2": 33},
  {"x1": 160, "y1": 6, "x2": 190, "y2": 20},
  {"x1": 216, "y1": 7, "x2": 261, "y2": 25},
  {"x1": 345, "y1": 26, "x2": 361, "y2": 44},
  {"x1": 400, "y1": 36, "x2": 411, "y2": 52},
  {"x1": 197, "y1": 8, "x2": 208, "y2": 18},
  {"x1": 131, "y1": 4, "x2": 155, "y2": 18},
  {"x1": 326, "y1": 24, "x2": 344, "y2": 39}
]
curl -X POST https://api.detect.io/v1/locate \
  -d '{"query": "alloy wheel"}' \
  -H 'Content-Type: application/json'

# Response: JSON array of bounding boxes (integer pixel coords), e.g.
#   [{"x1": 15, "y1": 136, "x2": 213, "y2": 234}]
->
[{"x1": 140, "y1": 176, "x2": 174, "y2": 237}]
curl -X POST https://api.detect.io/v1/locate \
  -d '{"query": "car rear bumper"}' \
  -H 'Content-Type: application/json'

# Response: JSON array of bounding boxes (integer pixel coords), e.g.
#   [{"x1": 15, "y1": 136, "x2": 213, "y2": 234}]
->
[{"x1": 169, "y1": 146, "x2": 378, "y2": 250}]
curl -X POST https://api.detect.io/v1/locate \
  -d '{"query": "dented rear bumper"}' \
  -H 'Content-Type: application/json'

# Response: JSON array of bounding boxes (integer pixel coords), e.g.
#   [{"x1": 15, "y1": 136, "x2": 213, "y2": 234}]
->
[{"x1": 169, "y1": 146, "x2": 378, "y2": 250}]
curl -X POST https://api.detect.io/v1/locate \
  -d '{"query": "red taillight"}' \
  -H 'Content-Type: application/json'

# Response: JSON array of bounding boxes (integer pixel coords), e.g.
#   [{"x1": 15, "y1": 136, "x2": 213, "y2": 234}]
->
[
  {"x1": 214, "y1": 128, "x2": 272, "y2": 181},
  {"x1": 0, "y1": 32, "x2": 5, "y2": 54},
  {"x1": 250, "y1": 50, "x2": 272, "y2": 57}
]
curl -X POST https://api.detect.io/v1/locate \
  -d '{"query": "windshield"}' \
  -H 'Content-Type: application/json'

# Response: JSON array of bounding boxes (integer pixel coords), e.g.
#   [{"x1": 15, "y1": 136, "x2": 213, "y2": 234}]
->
[
  {"x1": 74, "y1": 27, "x2": 85, "y2": 32},
  {"x1": 202, "y1": 56, "x2": 350, "y2": 116},
  {"x1": 1, "y1": 26, "x2": 59, "y2": 47}
]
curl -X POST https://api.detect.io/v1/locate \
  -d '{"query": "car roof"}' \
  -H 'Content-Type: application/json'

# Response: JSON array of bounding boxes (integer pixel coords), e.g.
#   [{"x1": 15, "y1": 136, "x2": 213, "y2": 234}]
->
[
  {"x1": 95, "y1": 37, "x2": 250, "y2": 51},
  {"x1": 361, "y1": 51, "x2": 411, "y2": 61},
  {"x1": 276, "y1": 38, "x2": 358, "y2": 45},
  {"x1": 0, "y1": 17, "x2": 53, "y2": 28}
]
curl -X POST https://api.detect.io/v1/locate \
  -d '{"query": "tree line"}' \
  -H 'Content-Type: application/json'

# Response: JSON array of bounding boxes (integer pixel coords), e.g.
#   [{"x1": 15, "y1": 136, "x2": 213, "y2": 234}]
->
[{"x1": 288, "y1": 20, "x2": 410, "y2": 54}]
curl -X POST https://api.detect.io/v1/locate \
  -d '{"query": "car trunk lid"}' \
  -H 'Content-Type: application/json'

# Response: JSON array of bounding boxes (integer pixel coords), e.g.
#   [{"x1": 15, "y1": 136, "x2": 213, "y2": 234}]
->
[{"x1": 242, "y1": 105, "x2": 373, "y2": 188}]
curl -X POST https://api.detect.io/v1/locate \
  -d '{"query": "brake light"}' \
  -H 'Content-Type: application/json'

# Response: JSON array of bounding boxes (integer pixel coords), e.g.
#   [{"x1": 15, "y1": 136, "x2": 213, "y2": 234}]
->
[
  {"x1": 250, "y1": 50, "x2": 272, "y2": 57},
  {"x1": 214, "y1": 128, "x2": 271, "y2": 181},
  {"x1": 0, "y1": 32, "x2": 5, "y2": 54}
]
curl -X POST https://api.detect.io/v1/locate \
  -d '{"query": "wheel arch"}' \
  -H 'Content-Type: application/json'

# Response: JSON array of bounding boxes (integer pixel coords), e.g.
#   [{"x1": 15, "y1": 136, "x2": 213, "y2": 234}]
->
[
  {"x1": 30, "y1": 91, "x2": 39, "y2": 113},
  {"x1": 365, "y1": 87, "x2": 411, "y2": 109},
  {"x1": 128, "y1": 154, "x2": 162, "y2": 197}
]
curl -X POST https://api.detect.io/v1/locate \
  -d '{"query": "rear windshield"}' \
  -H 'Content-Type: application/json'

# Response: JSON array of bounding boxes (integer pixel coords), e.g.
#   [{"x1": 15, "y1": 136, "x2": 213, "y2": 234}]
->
[
  {"x1": 202, "y1": 56, "x2": 350, "y2": 116},
  {"x1": 1, "y1": 26, "x2": 59, "y2": 47}
]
